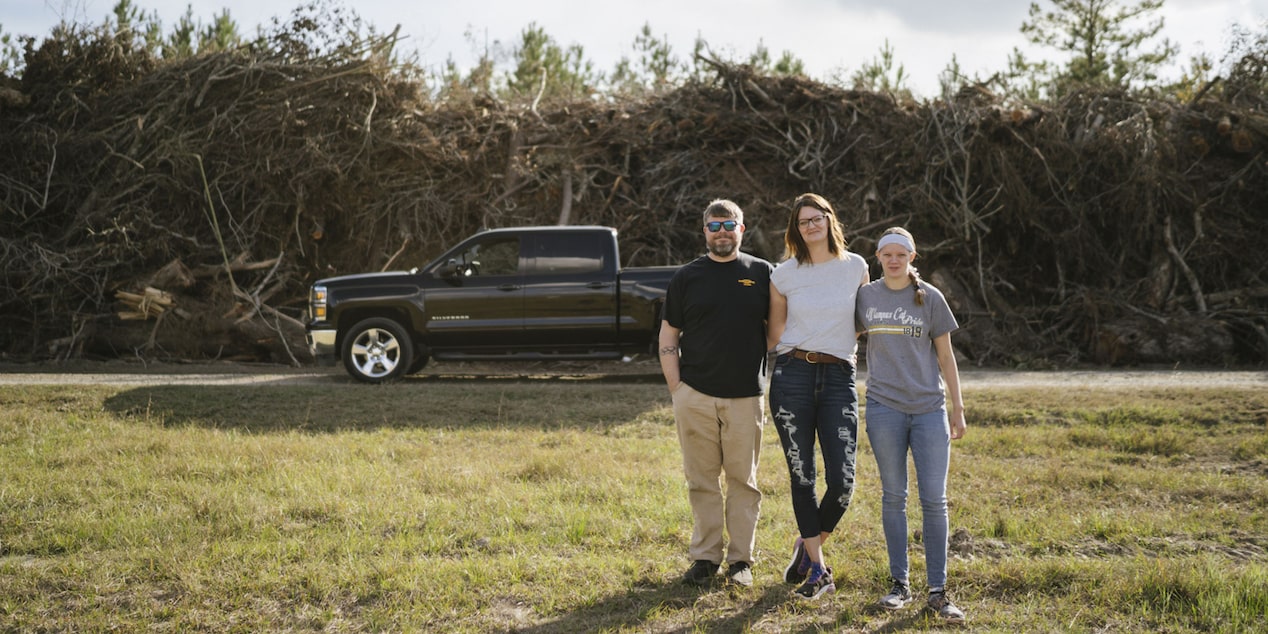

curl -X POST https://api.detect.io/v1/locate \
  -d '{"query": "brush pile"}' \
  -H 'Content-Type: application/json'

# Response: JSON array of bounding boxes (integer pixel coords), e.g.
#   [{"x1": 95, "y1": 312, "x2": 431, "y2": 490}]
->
[{"x1": 1, "y1": 25, "x2": 1265, "y2": 366}]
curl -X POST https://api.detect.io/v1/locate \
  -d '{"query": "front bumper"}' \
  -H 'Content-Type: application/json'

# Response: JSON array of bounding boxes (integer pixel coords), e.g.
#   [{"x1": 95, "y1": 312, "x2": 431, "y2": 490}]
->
[{"x1": 306, "y1": 328, "x2": 338, "y2": 365}]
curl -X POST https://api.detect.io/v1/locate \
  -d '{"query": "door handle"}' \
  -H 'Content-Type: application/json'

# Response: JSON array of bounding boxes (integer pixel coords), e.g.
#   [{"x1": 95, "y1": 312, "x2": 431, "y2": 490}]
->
[{"x1": 497, "y1": 284, "x2": 520, "y2": 291}]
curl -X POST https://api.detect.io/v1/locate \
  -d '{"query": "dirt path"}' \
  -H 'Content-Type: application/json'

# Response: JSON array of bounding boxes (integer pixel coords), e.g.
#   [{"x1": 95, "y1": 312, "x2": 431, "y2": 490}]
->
[{"x1": 1, "y1": 359, "x2": 1265, "y2": 388}]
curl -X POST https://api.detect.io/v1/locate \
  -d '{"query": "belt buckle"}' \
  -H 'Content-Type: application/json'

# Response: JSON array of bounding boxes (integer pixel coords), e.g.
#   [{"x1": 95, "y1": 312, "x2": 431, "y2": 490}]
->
[{"x1": 805, "y1": 351, "x2": 821, "y2": 364}]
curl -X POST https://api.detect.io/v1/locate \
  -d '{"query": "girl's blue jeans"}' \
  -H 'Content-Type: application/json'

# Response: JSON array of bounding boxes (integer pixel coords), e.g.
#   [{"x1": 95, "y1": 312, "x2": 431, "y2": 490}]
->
[{"x1": 864, "y1": 397, "x2": 952, "y2": 588}]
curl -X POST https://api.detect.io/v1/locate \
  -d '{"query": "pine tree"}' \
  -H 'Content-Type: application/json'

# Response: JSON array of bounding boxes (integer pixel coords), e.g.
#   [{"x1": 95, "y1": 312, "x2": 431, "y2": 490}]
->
[
  {"x1": 851, "y1": 39, "x2": 909, "y2": 95},
  {"x1": 610, "y1": 23, "x2": 681, "y2": 96},
  {"x1": 505, "y1": 23, "x2": 596, "y2": 103},
  {"x1": 1021, "y1": 0, "x2": 1178, "y2": 93},
  {"x1": 0, "y1": 25, "x2": 21, "y2": 76}
]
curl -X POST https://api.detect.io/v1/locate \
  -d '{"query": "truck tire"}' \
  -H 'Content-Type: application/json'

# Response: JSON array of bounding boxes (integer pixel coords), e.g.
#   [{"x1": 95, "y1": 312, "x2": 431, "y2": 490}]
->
[
  {"x1": 407, "y1": 352, "x2": 431, "y2": 374},
  {"x1": 341, "y1": 317, "x2": 415, "y2": 383}
]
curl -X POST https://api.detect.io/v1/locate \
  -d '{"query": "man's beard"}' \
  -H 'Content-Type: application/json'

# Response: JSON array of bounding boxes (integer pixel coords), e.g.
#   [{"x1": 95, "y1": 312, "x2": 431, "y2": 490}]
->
[{"x1": 708, "y1": 240, "x2": 736, "y2": 257}]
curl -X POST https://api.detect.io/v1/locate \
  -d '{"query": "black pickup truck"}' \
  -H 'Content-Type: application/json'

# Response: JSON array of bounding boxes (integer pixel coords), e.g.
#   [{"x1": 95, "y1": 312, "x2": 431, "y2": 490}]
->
[{"x1": 306, "y1": 226, "x2": 677, "y2": 382}]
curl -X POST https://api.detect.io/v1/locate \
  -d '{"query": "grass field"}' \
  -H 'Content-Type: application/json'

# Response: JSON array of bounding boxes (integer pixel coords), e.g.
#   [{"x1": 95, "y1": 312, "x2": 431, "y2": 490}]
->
[{"x1": 1, "y1": 376, "x2": 1265, "y2": 632}]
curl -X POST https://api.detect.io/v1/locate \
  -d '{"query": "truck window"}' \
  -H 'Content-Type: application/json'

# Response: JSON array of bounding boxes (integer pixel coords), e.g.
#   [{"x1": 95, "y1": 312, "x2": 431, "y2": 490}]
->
[
  {"x1": 463, "y1": 237, "x2": 520, "y2": 276},
  {"x1": 531, "y1": 233, "x2": 606, "y2": 275}
]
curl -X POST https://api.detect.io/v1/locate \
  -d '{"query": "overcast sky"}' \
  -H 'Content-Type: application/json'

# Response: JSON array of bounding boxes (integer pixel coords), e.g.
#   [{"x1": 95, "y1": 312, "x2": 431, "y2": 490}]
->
[{"x1": 6, "y1": 0, "x2": 1266, "y2": 96}]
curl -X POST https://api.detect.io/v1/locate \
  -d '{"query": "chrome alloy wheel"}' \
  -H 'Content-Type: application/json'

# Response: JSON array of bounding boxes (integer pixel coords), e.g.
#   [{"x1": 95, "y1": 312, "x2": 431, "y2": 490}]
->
[{"x1": 349, "y1": 327, "x2": 402, "y2": 379}]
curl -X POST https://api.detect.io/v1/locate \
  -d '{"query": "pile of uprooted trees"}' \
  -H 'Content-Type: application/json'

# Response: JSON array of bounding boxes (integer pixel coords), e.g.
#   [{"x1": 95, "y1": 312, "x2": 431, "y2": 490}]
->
[{"x1": 1, "y1": 27, "x2": 1265, "y2": 367}]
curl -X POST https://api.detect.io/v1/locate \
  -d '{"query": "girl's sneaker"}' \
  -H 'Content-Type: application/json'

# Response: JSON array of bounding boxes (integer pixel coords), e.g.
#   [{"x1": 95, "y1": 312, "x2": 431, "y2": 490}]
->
[
  {"x1": 928, "y1": 589, "x2": 966, "y2": 623},
  {"x1": 878, "y1": 579, "x2": 913, "y2": 610},
  {"x1": 793, "y1": 563, "x2": 835, "y2": 600},
  {"x1": 783, "y1": 537, "x2": 809, "y2": 584}
]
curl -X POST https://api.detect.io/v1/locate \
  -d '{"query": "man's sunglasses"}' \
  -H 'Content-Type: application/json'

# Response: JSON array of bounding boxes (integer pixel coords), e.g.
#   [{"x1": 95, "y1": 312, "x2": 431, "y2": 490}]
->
[{"x1": 705, "y1": 220, "x2": 739, "y2": 232}]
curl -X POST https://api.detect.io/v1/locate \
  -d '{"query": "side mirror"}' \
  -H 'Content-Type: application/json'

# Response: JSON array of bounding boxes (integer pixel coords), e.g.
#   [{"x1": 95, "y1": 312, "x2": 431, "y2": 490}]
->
[{"x1": 437, "y1": 259, "x2": 461, "y2": 279}]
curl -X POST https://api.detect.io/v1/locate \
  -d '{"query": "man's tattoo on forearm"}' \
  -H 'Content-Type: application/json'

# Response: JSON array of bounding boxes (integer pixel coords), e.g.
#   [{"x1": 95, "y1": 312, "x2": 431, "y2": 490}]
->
[{"x1": 659, "y1": 345, "x2": 679, "y2": 356}]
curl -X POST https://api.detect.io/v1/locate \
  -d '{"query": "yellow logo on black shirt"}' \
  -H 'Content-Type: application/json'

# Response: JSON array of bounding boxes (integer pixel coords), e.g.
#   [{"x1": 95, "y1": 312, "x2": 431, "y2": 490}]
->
[{"x1": 738, "y1": 279, "x2": 756, "y2": 287}]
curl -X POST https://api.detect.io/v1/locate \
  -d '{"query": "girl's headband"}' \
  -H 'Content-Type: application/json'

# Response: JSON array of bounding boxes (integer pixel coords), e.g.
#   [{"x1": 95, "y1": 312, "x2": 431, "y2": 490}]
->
[{"x1": 876, "y1": 233, "x2": 915, "y2": 253}]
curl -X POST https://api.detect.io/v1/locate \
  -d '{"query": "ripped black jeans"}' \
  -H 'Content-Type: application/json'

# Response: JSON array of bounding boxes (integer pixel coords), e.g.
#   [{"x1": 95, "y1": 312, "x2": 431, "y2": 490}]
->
[{"x1": 768, "y1": 353, "x2": 860, "y2": 539}]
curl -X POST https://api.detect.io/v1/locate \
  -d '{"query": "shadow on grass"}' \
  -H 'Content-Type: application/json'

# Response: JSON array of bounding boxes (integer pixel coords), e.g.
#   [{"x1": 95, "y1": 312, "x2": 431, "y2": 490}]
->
[
  {"x1": 515, "y1": 581, "x2": 943, "y2": 633},
  {"x1": 102, "y1": 379, "x2": 670, "y2": 433},
  {"x1": 515, "y1": 579, "x2": 793, "y2": 634},
  {"x1": 860, "y1": 602, "x2": 940, "y2": 632}
]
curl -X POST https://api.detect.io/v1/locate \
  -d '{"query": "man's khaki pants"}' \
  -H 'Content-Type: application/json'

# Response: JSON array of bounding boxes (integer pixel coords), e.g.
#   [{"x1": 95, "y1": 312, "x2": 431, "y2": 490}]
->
[{"x1": 671, "y1": 382, "x2": 765, "y2": 565}]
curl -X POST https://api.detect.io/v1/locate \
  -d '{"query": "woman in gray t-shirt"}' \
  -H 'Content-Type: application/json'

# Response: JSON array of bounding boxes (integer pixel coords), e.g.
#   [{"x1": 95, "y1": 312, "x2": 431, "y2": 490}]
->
[{"x1": 856, "y1": 227, "x2": 967, "y2": 623}]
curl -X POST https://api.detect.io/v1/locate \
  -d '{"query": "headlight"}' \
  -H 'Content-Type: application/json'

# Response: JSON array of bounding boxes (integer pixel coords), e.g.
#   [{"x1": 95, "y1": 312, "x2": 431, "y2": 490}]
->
[{"x1": 310, "y1": 285, "x2": 328, "y2": 321}]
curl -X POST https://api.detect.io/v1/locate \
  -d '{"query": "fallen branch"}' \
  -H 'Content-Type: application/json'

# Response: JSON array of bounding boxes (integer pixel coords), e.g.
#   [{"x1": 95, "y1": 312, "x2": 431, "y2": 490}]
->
[{"x1": 115, "y1": 287, "x2": 189, "y2": 320}]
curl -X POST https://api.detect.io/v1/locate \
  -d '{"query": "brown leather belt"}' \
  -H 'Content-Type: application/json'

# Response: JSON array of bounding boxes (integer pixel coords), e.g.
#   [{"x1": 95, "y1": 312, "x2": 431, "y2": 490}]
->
[{"x1": 791, "y1": 349, "x2": 846, "y2": 364}]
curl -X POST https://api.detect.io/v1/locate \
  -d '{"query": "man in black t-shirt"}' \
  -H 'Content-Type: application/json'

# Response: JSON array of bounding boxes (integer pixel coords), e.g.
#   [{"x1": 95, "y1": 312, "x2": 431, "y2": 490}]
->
[{"x1": 659, "y1": 199, "x2": 773, "y2": 587}]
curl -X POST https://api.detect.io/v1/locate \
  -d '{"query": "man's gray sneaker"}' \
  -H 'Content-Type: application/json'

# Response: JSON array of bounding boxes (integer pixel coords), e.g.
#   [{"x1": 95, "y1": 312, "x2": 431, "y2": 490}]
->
[
  {"x1": 726, "y1": 561, "x2": 753, "y2": 587},
  {"x1": 681, "y1": 560, "x2": 719, "y2": 585},
  {"x1": 928, "y1": 589, "x2": 966, "y2": 623},
  {"x1": 879, "y1": 579, "x2": 913, "y2": 610}
]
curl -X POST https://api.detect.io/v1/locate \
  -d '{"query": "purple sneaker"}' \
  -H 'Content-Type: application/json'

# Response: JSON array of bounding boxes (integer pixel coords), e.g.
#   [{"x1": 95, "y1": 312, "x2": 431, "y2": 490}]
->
[
  {"x1": 783, "y1": 536, "x2": 810, "y2": 584},
  {"x1": 793, "y1": 563, "x2": 835, "y2": 600}
]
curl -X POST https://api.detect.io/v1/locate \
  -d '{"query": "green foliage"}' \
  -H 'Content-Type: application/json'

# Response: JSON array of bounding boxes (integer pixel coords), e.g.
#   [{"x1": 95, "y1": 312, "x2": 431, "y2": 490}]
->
[
  {"x1": 938, "y1": 54, "x2": 965, "y2": 100},
  {"x1": 504, "y1": 22, "x2": 596, "y2": 104},
  {"x1": 0, "y1": 24, "x2": 22, "y2": 76},
  {"x1": 1003, "y1": 46, "x2": 1048, "y2": 100},
  {"x1": 686, "y1": 36, "x2": 713, "y2": 83},
  {"x1": 107, "y1": 0, "x2": 242, "y2": 59},
  {"x1": 437, "y1": 28, "x2": 497, "y2": 102},
  {"x1": 772, "y1": 51, "x2": 806, "y2": 77},
  {"x1": 745, "y1": 40, "x2": 805, "y2": 78},
  {"x1": 1021, "y1": 0, "x2": 1179, "y2": 94},
  {"x1": 1167, "y1": 52, "x2": 1216, "y2": 101},
  {"x1": 105, "y1": 0, "x2": 161, "y2": 57},
  {"x1": 935, "y1": 54, "x2": 996, "y2": 102},
  {"x1": 199, "y1": 10, "x2": 241, "y2": 54},
  {"x1": 6, "y1": 0, "x2": 1259, "y2": 110},
  {"x1": 851, "y1": 39, "x2": 909, "y2": 96},
  {"x1": 110, "y1": 0, "x2": 148, "y2": 36},
  {"x1": 609, "y1": 23, "x2": 682, "y2": 96},
  {"x1": 440, "y1": 55, "x2": 493, "y2": 101},
  {"x1": 164, "y1": 5, "x2": 197, "y2": 58}
]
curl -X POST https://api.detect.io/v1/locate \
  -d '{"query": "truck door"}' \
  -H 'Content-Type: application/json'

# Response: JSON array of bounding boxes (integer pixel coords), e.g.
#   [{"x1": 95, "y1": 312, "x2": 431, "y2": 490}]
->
[
  {"x1": 521, "y1": 232, "x2": 619, "y2": 348},
  {"x1": 423, "y1": 234, "x2": 524, "y2": 350}
]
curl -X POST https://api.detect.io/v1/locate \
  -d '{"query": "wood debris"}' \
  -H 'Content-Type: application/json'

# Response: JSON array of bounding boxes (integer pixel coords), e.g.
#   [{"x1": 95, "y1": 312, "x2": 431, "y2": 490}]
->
[
  {"x1": 114, "y1": 287, "x2": 189, "y2": 321},
  {"x1": 1, "y1": 27, "x2": 1265, "y2": 365}
]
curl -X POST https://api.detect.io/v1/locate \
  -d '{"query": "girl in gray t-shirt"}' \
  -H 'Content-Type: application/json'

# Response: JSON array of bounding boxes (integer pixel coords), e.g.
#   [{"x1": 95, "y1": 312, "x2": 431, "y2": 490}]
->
[{"x1": 855, "y1": 227, "x2": 967, "y2": 623}]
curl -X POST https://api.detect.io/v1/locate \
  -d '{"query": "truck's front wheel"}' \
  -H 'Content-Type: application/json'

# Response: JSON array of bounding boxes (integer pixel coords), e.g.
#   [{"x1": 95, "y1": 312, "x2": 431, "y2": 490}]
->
[
  {"x1": 407, "y1": 353, "x2": 430, "y2": 374},
  {"x1": 341, "y1": 318, "x2": 415, "y2": 383}
]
